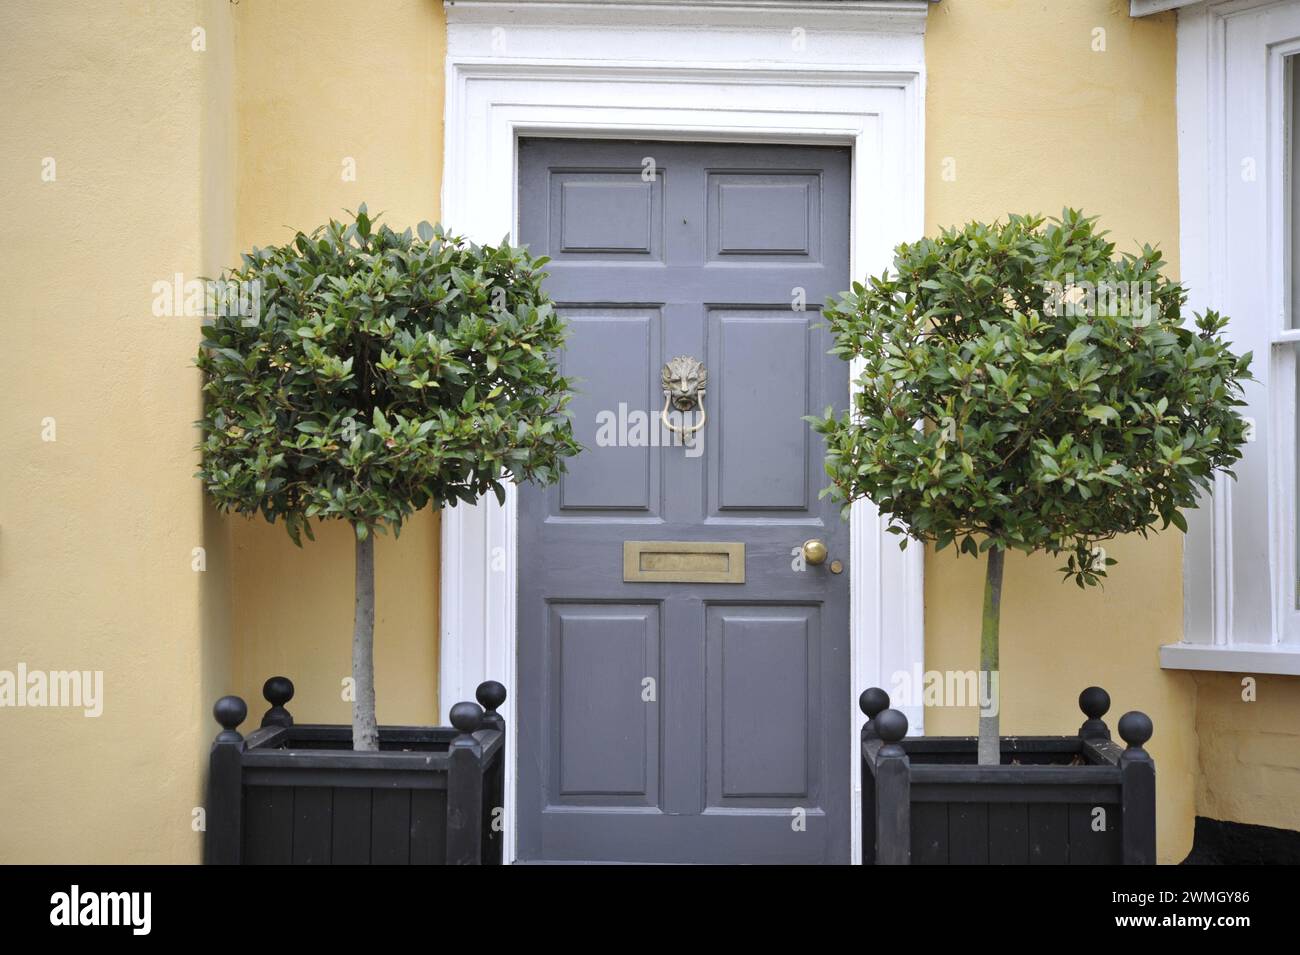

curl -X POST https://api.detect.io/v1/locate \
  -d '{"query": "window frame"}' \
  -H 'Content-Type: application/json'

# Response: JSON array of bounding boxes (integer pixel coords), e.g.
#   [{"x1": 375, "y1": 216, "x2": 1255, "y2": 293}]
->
[{"x1": 1165, "y1": 0, "x2": 1300, "y2": 674}]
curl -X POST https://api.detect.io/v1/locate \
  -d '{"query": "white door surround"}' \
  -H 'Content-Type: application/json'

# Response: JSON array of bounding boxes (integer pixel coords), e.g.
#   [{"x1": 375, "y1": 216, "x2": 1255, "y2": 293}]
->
[{"x1": 438, "y1": 0, "x2": 931, "y2": 863}]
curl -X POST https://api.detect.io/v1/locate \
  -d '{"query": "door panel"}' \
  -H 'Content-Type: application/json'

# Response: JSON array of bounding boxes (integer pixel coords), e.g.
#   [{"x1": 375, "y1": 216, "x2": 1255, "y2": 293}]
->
[
  {"x1": 712, "y1": 311, "x2": 813, "y2": 511},
  {"x1": 708, "y1": 171, "x2": 822, "y2": 260},
  {"x1": 549, "y1": 170, "x2": 665, "y2": 261},
  {"x1": 517, "y1": 139, "x2": 851, "y2": 863},
  {"x1": 555, "y1": 308, "x2": 660, "y2": 513},
  {"x1": 707, "y1": 605, "x2": 819, "y2": 803},
  {"x1": 549, "y1": 604, "x2": 660, "y2": 805}
]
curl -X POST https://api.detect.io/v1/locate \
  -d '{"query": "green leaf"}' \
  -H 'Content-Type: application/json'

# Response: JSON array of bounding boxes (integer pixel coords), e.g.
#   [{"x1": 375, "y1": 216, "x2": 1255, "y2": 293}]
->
[{"x1": 1067, "y1": 325, "x2": 1092, "y2": 346}]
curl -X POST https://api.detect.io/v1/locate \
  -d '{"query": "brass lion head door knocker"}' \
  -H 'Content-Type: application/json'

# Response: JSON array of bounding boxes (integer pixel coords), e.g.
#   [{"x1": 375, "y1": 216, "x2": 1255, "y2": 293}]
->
[{"x1": 661, "y1": 355, "x2": 707, "y2": 437}]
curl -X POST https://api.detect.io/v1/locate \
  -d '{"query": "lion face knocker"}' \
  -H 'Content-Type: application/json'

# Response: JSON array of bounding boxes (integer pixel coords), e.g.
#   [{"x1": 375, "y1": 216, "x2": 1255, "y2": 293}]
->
[{"x1": 660, "y1": 355, "x2": 707, "y2": 437}]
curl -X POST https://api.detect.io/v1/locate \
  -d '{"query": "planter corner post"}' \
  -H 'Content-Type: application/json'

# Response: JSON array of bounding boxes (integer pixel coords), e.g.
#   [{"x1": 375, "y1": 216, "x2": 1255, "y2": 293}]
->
[
  {"x1": 873, "y1": 707, "x2": 911, "y2": 865},
  {"x1": 205, "y1": 695, "x2": 247, "y2": 866},
  {"x1": 1118, "y1": 710, "x2": 1156, "y2": 865},
  {"x1": 446, "y1": 700, "x2": 486, "y2": 865},
  {"x1": 477, "y1": 681, "x2": 508, "y2": 864}
]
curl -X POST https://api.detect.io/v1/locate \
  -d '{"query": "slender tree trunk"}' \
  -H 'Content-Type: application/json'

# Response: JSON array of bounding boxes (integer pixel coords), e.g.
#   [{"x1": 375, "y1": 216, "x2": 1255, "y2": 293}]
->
[
  {"x1": 352, "y1": 530, "x2": 379, "y2": 752},
  {"x1": 977, "y1": 546, "x2": 1004, "y2": 766}
]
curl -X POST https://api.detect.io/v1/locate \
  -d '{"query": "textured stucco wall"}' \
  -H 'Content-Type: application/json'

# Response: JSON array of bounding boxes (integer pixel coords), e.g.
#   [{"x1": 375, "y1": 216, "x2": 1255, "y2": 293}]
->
[
  {"x1": 1194, "y1": 674, "x2": 1300, "y2": 832},
  {"x1": 229, "y1": 0, "x2": 445, "y2": 728},
  {"x1": 922, "y1": 0, "x2": 1198, "y2": 863},
  {"x1": 0, "y1": 0, "x2": 236, "y2": 863}
]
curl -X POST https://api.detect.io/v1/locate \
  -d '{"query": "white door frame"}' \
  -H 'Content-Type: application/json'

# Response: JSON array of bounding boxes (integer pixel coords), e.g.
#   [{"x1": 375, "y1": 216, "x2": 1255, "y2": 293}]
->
[{"x1": 438, "y1": 0, "x2": 930, "y2": 864}]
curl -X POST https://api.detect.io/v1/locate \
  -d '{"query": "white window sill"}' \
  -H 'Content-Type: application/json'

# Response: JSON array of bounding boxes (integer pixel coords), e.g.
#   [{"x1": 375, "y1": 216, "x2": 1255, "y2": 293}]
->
[{"x1": 1160, "y1": 642, "x2": 1300, "y2": 676}]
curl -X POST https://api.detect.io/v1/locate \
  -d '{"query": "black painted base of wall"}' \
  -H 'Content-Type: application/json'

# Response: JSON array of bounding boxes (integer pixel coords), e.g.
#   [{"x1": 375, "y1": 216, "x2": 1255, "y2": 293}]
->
[{"x1": 1182, "y1": 816, "x2": 1300, "y2": 865}]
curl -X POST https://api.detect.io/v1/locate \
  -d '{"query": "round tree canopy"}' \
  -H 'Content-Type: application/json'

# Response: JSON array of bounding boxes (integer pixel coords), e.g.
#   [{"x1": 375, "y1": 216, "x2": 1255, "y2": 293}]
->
[
  {"x1": 811, "y1": 210, "x2": 1252, "y2": 586},
  {"x1": 197, "y1": 206, "x2": 579, "y2": 544}
]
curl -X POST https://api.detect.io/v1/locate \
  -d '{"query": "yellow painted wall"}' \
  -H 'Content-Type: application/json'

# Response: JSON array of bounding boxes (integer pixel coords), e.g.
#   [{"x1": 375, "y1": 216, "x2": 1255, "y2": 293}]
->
[
  {"x1": 0, "y1": 0, "x2": 236, "y2": 863},
  {"x1": 1194, "y1": 674, "x2": 1300, "y2": 831},
  {"x1": 229, "y1": 0, "x2": 446, "y2": 727},
  {"x1": 923, "y1": 0, "x2": 1199, "y2": 862}
]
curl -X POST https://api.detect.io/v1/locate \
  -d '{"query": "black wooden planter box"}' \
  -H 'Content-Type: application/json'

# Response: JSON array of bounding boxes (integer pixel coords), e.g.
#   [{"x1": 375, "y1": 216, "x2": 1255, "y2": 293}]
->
[
  {"x1": 860, "y1": 686, "x2": 1156, "y2": 865},
  {"x1": 205, "y1": 677, "x2": 506, "y2": 865}
]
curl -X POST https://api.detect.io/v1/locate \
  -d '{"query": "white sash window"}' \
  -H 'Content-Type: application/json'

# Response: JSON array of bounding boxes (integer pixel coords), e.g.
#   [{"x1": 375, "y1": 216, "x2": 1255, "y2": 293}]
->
[{"x1": 1157, "y1": 0, "x2": 1300, "y2": 673}]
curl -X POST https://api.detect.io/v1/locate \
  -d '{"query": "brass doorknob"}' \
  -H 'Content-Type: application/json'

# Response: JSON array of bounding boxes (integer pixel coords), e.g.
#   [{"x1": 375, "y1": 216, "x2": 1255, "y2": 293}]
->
[{"x1": 802, "y1": 539, "x2": 828, "y2": 566}]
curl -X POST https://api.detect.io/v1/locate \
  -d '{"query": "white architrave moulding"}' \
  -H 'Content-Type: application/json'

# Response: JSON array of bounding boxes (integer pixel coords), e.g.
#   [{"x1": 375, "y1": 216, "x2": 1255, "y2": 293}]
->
[{"x1": 439, "y1": 0, "x2": 931, "y2": 862}]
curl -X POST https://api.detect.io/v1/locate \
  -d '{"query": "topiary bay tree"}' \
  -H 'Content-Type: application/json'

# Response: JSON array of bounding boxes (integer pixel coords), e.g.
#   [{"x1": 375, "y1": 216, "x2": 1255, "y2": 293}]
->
[
  {"x1": 197, "y1": 206, "x2": 578, "y2": 751},
  {"x1": 812, "y1": 210, "x2": 1252, "y2": 765}
]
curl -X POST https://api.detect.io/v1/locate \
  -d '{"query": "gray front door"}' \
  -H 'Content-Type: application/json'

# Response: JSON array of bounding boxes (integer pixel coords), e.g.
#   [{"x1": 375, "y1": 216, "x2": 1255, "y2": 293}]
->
[{"x1": 516, "y1": 139, "x2": 851, "y2": 863}]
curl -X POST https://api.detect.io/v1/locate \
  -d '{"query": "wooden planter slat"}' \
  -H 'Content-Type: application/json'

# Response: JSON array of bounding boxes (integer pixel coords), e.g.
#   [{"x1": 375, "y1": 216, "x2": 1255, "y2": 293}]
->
[
  {"x1": 243, "y1": 750, "x2": 454, "y2": 771},
  {"x1": 331, "y1": 788, "x2": 376, "y2": 864},
  {"x1": 986, "y1": 802, "x2": 1029, "y2": 864},
  {"x1": 205, "y1": 678, "x2": 508, "y2": 865},
  {"x1": 911, "y1": 783, "x2": 1120, "y2": 804},
  {"x1": 242, "y1": 767, "x2": 453, "y2": 790},
  {"x1": 1083, "y1": 739, "x2": 1124, "y2": 763},
  {"x1": 909, "y1": 763, "x2": 1123, "y2": 785},
  {"x1": 291, "y1": 786, "x2": 333, "y2": 864},
  {"x1": 859, "y1": 686, "x2": 1156, "y2": 865}
]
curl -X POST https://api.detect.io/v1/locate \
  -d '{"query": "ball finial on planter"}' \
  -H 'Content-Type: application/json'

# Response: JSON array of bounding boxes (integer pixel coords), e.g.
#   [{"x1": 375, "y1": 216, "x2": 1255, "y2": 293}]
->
[
  {"x1": 213, "y1": 695, "x2": 247, "y2": 743},
  {"x1": 450, "y1": 701, "x2": 484, "y2": 736},
  {"x1": 1118, "y1": 710, "x2": 1154, "y2": 750},
  {"x1": 858, "y1": 687, "x2": 891, "y2": 720},
  {"x1": 874, "y1": 708, "x2": 909, "y2": 758},
  {"x1": 263, "y1": 675, "x2": 294, "y2": 707},
  {"x1": 1078, "y1": 686, "x2": 1112, "y2": 740},
  {"x1": 875, "y1": 708, "x2": 908, "y2": 742},
  {"x1": 261, "y1": 675, "x2": 295, "y2": 728},
  {"x1": 476, "y1": 680, "x2": 507, "y2": 714},
  {"x1": 1079, "y1": 686, "x2": 1110, "y2": 720}
]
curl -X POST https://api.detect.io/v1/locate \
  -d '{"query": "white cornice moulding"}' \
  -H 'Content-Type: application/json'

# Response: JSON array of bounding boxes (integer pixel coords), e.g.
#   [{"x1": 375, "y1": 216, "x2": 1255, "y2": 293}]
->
[
  {"x1": 445, "y1": 0, "x2": 933, "y2": 35},
  {"x1": 445, "y1": 1, "x2": 931, "y2": 67}
]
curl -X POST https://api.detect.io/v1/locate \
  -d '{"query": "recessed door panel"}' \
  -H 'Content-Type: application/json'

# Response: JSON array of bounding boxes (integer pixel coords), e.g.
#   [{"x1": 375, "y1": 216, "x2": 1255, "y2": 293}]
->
[
  {"x1": 548, "y1": 603, "x2": 660, "y2": 806},
  {"x1": 548, "y1": 168, "x2": 665, "y2": 263},
  {"x1": 712, "y1": 310, "x2": 812, "y2": 512},
  {"x1": 707, "y1": 605, "x2": 819, "y2": 804},
  {"x1": 554, "y1": 308, "x2": 660, "y2": 514},
  {"x1": 708, "y1": 171, "x2": 821, "y2": 261}
]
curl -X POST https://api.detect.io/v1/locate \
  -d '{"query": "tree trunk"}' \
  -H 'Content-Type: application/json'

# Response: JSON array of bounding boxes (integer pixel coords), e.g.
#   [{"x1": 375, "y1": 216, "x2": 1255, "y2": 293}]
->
[
  {"x1": 352, "y1": 530, "x2": 379, "y2": 752},
  {"x1": 977, "y1": 546, "x2": 1004, "y2": 766}
]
